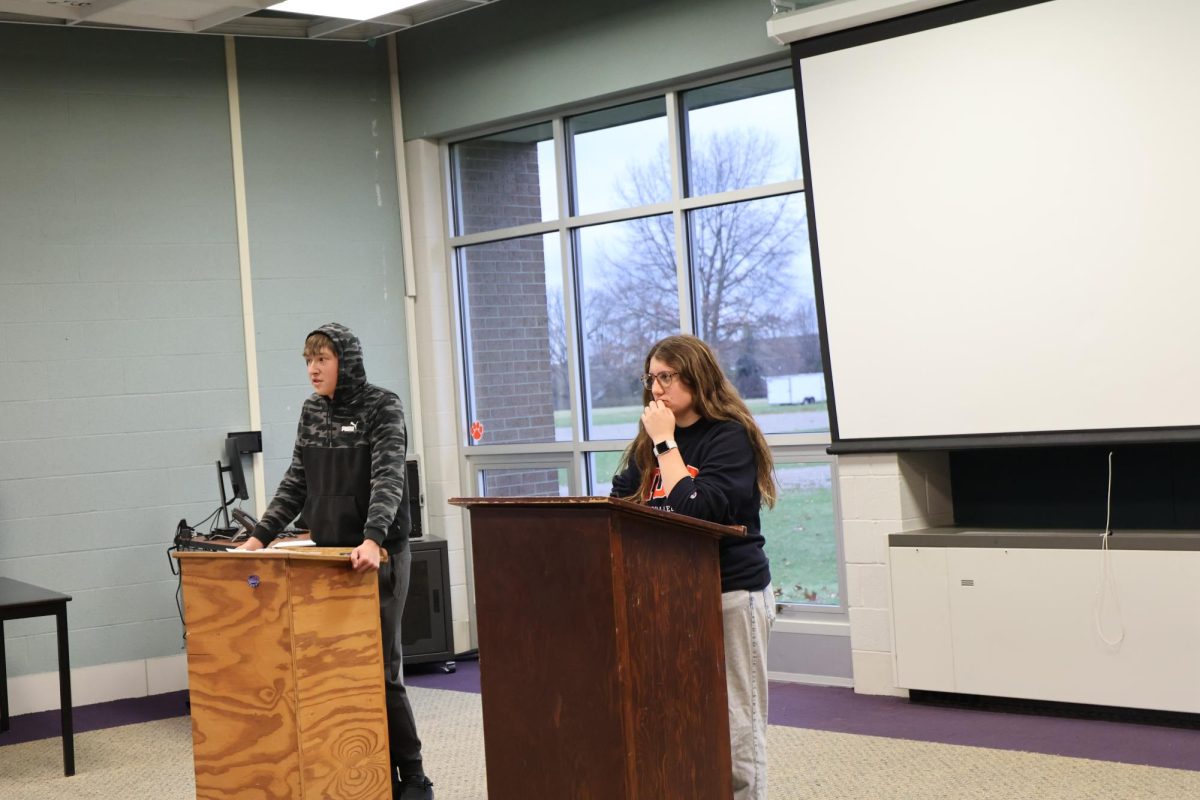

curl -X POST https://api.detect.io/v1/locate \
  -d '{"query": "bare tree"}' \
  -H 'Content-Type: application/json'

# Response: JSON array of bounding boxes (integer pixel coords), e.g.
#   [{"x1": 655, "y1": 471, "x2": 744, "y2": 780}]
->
[{"x1": 580, "y1": 128, "x2": 814, "y2": 402}]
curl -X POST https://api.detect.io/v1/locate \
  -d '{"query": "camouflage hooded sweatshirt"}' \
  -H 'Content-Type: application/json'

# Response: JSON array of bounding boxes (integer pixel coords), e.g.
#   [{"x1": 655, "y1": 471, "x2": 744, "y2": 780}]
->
[{"x1": 251, "y1": 322, "x2": 411, "y2": 554}]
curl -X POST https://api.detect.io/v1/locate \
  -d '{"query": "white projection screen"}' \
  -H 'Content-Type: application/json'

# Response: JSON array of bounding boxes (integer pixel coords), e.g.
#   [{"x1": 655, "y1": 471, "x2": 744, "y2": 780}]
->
[{"x1": 796, "y1": 0, "x2": 1200, "y2": 450}]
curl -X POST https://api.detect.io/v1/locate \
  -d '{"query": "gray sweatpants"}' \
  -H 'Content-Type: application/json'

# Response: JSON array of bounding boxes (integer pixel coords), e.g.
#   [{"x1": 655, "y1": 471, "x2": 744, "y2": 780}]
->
[
  {"x1": 723, "y1": 585, "x2": 776, "y2": 800},
  {"x1": 379, "y1": 548, "x2": 425, "y2": 778}
]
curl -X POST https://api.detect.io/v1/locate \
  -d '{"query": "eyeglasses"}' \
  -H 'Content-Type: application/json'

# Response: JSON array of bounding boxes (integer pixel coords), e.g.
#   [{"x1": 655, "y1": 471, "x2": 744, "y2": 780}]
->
[{"x1": 640, "y1": 370, "x2": 680, "y2": 390}]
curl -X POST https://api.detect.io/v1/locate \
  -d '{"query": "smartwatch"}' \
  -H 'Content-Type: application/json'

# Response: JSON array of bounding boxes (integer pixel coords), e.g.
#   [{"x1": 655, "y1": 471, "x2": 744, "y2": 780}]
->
[{"x1": 653, "y1": 439, "x2": 678, "y2": 458}]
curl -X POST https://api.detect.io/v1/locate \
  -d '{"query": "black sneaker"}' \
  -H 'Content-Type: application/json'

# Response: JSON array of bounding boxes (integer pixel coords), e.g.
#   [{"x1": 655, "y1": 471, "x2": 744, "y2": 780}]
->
[{"x1": 394, "y1": 774, "x2": 434, "y2": 800}]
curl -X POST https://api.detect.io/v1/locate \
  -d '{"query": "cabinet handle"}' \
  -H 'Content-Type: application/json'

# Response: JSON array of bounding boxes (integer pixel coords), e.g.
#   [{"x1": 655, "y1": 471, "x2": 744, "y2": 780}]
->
[{"x1": 432, "y1": 589, "x2": 441, "y2": 613}]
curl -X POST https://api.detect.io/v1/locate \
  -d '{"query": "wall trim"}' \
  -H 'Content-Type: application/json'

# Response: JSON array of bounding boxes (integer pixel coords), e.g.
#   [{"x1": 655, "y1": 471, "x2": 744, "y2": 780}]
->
[
  {"x1": 774, "y1": 617, "x2": 851, "y2": 637},
  {"x1": 769, "y1": 670, "x2": 855, "y2": 687},
  {"x1": 7, "y1": 654, "x2": 189, "y2": 717},
  {"x1": 224, "y1": 34, "x2": 266, "y2": 512}
]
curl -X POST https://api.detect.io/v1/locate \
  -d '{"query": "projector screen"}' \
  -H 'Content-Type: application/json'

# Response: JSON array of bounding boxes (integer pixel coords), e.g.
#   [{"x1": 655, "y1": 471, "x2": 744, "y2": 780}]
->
[{"x1": 796, "y1": 0, "x2": 1200, "y2": 450}]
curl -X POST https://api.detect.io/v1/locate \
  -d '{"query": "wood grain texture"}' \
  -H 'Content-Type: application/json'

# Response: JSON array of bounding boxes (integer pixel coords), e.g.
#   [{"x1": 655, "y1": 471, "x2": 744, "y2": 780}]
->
[
  {"x1": 181, "y1": 556, "x2": 301, "y2": 799},
  {"x1": 472, "y1": 506, "x2": 628, "y2": 799},
  {"x1": 290, "y1": 560, "x2": 391, "y2": 799},
  {"x1": 462, "y1": 499, "x2": 735, "y2": 800},
  {"x1": 617, "y1": 515, "x2": 732, "y2": 797},
  {"x1": 450, "y1": 495, "x2": 745, "y2": 539},
  {"x1": 176, "y1": 551, "x2": 390, "y2": 800}
]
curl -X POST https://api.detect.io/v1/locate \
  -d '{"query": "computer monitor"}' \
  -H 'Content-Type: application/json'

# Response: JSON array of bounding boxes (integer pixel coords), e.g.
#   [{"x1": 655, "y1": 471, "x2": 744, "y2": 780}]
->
[
  {"x1": 216, "y1": 431, "x2": 261, "y2": 529},
  {"x1": 224, "y1": 436, "x2": 250, "y2": 502}
]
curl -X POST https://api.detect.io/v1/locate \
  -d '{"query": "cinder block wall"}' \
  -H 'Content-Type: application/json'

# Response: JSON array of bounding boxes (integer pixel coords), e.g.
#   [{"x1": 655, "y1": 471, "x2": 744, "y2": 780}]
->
[
  {"x1": 0, "y1": 28, "x2": 244, "y2": 695},
  {"x1": 0, "y1": 25, "x2": 412, "y2": 710},
  {"x1": 236, "y1": 37, "x2": 413, "y2": 497},
  {"x1": 838, "y1": 451, "x2": 953, "y2": 695}
]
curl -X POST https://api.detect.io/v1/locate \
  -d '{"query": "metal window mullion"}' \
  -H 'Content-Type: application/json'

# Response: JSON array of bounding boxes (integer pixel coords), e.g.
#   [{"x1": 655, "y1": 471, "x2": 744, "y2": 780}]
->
[
  {"x1": 557, "y1": 203, "x2": 677, "y2": 230},
  {"x1": 665, "y1": 90, "x2": 692, "y2": 334},
  {"x1": 553, "y1": 117, "x2": 591, "y2": 494},
  {"x1": 441, "y1": 139, "x2": 476, "y2": 466},
  {"x1": 765, "y1": 432, "x2": 834, "y2": 449},
  {"x1": 551, "y1": 120, "x2": 587, "y2": 494},
  {"x1": 449, "y1": 218, "x2": 565, "y2": 248},
  {"x1": 466, "y1": 451, "x2": 575, "y2": 468},
  {"x1": 467, "y1": 451, "x2": 576, "y2": 497},
  {"x1": 450, "y1": 202, "x2": 683, "y2": 249},
  {"x1": 680, "y1": 179, "x2": 806, "y2": 212}
]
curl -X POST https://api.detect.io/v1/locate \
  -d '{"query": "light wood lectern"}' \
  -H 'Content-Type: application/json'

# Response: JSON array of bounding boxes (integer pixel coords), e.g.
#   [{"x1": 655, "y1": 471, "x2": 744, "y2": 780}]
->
[
  {"x1": 450, "y1": 496, "x2": 744, "y2": 800},
  {"x1": 173, "y1": 548, "x2": 391, "y2": 800}
]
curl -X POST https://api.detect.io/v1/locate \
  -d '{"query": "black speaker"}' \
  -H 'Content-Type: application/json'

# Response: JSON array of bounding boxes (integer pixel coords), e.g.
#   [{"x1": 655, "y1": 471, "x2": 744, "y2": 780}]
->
[
  {"x1": 406, "y1": 459, "x2": 423, "y2": 538},
  {"x1": 402, "y1": 537, "x2": 454, "y2": 666}
]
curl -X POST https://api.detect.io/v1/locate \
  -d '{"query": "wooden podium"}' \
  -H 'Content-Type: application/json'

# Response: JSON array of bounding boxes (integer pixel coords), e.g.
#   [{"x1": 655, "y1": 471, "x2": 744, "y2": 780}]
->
[
  {"x1": 451, "y1": 496, "x2": 744, "y2": 800},
  {"x1": 173, "y1": 548, "x2": 391, "y2": 800}
]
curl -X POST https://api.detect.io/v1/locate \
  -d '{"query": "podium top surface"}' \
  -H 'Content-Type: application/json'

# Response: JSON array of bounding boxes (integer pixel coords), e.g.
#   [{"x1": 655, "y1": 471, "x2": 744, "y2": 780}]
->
[
  {"x1": 171, "y1": 545, "x2": 388, "y2": 564},
  {"x1": 449, "y1": 495, "x2": 745, "y2": 539}
]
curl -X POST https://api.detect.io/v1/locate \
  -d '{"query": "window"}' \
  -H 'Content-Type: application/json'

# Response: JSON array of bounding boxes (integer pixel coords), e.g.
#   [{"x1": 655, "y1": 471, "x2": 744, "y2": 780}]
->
[
  {"x1": 458, "y1": 233, "x2": 569, "y2": 446},
  {"x1": 681, "y1": 70, "x2": 802, "y2": 194},
  {"x1": 761, "y1": 460, "x2": 841, "y2": 606},
  {"x1": 688, "y1": 196, "x2": 827, "y2": 434},
  {"x1": 569, "y1": 99, "x2": 669, "y2": 216},
  {"x1": 587, "y1": 451, "x2": 625, "y2": 497},
  {"x1": 452, "y1": 123, "x2": 557, "y2": 235},
  {"x1": 449, "y1": 67, "x2": 841, "y2": 610},
  {"x1": 479, "y1": 467, "x2": 569, "y2": 498},
  {"x1": 576, "y1": 216, "x2": 678, "y2": 441}
]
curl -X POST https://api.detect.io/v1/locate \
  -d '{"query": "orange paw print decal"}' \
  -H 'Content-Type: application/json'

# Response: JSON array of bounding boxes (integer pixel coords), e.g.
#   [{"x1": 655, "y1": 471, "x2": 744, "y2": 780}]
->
[{"x1": 470, "y1": 421, "x2": 485, "y2": 442}]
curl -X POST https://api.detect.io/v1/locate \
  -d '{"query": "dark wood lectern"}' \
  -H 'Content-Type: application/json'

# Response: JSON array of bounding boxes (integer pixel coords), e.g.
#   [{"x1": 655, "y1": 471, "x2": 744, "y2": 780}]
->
[{"x1": 450, "y1": 496, "x2": 744, "y2": 800}]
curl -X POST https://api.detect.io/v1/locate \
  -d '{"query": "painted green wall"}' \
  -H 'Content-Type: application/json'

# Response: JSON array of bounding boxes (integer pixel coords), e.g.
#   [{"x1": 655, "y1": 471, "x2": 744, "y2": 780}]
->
[{"x1": 395, "y1": 0, "x2": 787, "y2": 139}]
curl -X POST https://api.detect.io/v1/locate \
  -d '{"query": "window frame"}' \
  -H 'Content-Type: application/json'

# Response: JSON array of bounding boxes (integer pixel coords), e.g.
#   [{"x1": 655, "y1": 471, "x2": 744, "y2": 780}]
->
[{"x1": 443, "y1": 60, "x2": 842, "y2": 617}]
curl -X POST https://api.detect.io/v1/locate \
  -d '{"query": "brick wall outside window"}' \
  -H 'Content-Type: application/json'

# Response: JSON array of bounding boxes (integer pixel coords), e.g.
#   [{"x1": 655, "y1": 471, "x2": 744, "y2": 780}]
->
[{"x1": 458, "y1": 140, "x2": 559, "y2": 495}]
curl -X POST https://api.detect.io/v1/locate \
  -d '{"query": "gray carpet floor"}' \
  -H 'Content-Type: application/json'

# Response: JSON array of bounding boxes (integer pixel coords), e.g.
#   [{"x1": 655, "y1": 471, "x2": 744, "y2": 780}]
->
[{"x1": 2, "y1": 685, "x2": 1199, "y2": 798}]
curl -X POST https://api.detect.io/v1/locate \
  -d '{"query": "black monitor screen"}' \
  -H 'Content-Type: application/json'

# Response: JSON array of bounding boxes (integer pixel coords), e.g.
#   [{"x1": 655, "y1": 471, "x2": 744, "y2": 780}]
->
[{"x1": 224, "y1": 436, "x2": 249, "y2": 502}]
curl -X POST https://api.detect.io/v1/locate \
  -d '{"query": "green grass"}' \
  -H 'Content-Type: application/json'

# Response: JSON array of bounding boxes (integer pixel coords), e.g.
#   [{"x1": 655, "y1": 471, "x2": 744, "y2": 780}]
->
[
  {"x1": 762, "y1": 483, "x2": 839, "y2": 606},
  {"x1": 591, "y1": 450, "x2": 625, "y2": 485},
  {"x1": 590, "y1": 451, "x2": 839, "y2": 607}
]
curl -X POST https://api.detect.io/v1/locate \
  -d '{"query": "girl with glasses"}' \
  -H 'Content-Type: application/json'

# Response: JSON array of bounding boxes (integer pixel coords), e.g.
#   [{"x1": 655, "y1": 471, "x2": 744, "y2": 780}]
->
[{"x1": 612, "y1": 333, "x2": 777, "y2": 800}]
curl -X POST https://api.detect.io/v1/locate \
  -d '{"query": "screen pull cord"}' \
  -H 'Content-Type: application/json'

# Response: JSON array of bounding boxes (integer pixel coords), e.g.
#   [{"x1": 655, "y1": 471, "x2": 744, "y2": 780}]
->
[{"x1": 1094, "y1": 450, "x2": 1125, "y2": 648}]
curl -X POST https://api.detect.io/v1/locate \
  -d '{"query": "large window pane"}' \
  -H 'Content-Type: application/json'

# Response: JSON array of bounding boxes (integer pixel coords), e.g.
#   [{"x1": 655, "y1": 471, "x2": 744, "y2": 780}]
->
[
  {"x1": 577, "y1": 216, "x2": 679, "y2": 440},
  {"x1": 688, "y1": 195, "x2": 827, "y2": 434},
  {"x1": 479, "y1": 468, "x2": 569, "y2": 497},
  {"x1": 762, "y1": 462, "x2": 839, "y2": 606},
  {"x1": 682, "y1": 70, "x2": 801, "y2": 196},
  {"x1": 459, "y1": 233, "x2": 569, "y2": 446},
  {"x1": 451, "y1": 122, "x2": 557, "y2": 235},
  {"x1": 569, "y1": 98, "x2": 669, "y2": 216},
  {"x1": 587, "y1": 451, "x2": 626, "y2": 497}
]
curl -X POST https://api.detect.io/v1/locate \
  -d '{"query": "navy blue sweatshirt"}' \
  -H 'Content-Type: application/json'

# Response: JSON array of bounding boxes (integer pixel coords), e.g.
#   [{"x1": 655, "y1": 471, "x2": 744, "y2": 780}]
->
[{"x1": 611, "y1": 417, "x2": 771, "y2": 593}]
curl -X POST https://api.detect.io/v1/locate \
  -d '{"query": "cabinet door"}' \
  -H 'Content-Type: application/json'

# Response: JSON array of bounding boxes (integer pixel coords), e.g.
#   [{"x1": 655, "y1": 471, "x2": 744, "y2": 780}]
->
[
  {"x1": 890, "y1": 546, "x2": 955, "y2": 691},
  {"x1": 402, "y1": 545, "x2": 449, "y2": 659}
]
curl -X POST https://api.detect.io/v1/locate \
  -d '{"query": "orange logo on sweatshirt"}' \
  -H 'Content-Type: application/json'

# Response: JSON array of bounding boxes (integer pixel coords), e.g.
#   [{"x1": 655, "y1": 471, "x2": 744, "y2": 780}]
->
[{"x1": 648, "y1": 465, "x2": 699, "y2": 500}]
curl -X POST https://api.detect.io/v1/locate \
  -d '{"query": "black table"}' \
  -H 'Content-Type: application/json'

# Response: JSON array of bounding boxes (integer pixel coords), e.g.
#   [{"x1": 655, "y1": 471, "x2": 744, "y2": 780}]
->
[{"x1": 0, "y1": 577, "x2": 74, "y2": 776}]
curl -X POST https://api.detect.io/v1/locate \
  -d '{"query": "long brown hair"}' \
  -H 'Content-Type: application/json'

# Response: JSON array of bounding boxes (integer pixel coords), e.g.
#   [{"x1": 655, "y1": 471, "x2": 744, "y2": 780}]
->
[{"x1": 618, "y1": 334, "x2": 777, "y2": 508}]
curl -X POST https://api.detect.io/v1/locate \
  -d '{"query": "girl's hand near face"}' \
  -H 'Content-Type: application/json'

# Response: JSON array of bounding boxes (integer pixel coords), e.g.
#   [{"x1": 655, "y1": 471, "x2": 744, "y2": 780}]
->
[{"x1": 642, "y1": 400, "x2": 676, "y2": 443}]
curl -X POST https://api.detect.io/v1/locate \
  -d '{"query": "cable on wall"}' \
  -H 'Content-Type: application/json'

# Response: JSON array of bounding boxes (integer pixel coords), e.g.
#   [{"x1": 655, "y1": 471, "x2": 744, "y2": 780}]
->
[{"x1": 1094, "y1": 450, "x2": 1125, "y2": 648}]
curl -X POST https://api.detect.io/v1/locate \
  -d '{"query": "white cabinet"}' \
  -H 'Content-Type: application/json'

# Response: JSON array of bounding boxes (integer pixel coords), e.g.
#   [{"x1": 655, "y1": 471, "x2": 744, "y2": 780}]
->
[{"x1": 890, "y1": 537, "x2": 1200, "y2": 713}]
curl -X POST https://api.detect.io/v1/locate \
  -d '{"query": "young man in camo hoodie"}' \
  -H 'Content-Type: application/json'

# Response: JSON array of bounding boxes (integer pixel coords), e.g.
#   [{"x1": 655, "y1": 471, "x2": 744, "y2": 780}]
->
[{"x1": 237, "y1": 322, "x2": 434, "y2": 800}]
